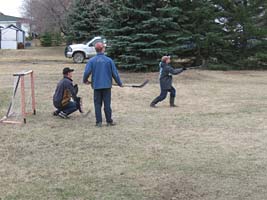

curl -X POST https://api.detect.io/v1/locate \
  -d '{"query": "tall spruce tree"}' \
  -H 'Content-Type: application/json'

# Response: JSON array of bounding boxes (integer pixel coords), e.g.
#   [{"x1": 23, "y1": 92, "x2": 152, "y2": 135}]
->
[
  {"x1": 101, "y1": 0, "x2": 187, "y2": 70},
  {"x1": 168, "y1": 0, "x2": 223, "y2": 66},
  {"x1": 101, "y1": 0, "x2": 224, "y2": 70},
  {"x1": 212, "y1": 0, "x2": 267, "y2": 68},
  {"x1": 66, "y1": 0, "x2": 109, "y2": 43}
]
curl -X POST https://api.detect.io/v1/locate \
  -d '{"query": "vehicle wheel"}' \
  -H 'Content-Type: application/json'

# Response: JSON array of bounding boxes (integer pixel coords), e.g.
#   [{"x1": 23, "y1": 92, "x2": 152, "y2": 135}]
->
[{"x1": 73, "y1": 52, "x2": 85, "y2": 63}]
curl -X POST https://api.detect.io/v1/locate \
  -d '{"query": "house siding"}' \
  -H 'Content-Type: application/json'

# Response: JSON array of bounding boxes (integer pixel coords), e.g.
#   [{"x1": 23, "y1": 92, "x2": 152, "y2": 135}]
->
[{"x1": 0, "y1": 25, "x2": 25, "y2": 49}]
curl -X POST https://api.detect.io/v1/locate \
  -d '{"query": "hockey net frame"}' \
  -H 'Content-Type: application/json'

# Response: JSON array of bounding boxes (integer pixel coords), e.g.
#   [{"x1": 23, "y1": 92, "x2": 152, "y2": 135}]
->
[{"x1": 0, "y1": 70, "x2": 36, "y2": 124}]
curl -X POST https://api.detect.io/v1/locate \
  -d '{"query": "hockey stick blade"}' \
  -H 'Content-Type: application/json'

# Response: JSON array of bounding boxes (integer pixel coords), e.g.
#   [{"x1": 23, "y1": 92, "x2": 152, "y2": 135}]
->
[
  {"x1": 82, "y1": 110, "x2": 91, "y2": 117},
  {"x1": 124, "y1": 79, "x2": 149, "y2": 88}
]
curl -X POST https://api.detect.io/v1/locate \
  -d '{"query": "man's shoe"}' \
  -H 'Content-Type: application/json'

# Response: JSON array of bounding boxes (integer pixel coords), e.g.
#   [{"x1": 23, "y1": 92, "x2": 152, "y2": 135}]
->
[
  {"x1": 58, "y1": 111, "x2": 69, "y2": 119},
  {"x1": 107, "y1": 121, "x2": 116, "y2": 126},
  {"x1": 95, "y1": 122, "x2": 102, "y2": 127},
  {"x1": 170, "y1": 104, "x2": 178, "y2": 107}
]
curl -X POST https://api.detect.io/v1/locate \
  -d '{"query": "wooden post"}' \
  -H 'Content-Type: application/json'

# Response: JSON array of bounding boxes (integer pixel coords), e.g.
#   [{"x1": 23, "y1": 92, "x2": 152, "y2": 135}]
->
[
  {"x1": 30, "y1": 72, "x2": 36, "y2": 115},
  {"x1": 20, "y1": 75, "x2": 26, "y2": 123}
]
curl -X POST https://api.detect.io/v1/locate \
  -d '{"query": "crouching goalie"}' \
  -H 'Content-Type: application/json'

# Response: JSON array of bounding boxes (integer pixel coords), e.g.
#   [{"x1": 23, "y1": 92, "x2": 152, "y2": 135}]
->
[{"x1": 53, "y1": 67, "x2": 83, "y2": 119}]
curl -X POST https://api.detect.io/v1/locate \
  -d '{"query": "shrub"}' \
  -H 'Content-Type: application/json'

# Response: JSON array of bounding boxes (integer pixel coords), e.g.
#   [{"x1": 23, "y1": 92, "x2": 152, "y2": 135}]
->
[{"x1": 40, "y1": 32, "x2": 52, "y2": 47}]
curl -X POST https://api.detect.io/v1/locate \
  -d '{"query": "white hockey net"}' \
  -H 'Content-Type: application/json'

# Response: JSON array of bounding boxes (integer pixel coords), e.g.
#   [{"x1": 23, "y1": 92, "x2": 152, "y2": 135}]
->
[{"x1": 0, "y1": 70, "x2": 36, "y2": 124}]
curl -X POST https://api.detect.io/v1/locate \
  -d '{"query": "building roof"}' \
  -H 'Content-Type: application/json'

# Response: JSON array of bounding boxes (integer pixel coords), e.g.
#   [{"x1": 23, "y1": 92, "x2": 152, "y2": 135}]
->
[
  {"x1": 0, "y1": 13, "x2": 22, "y2": 22},
  {"x1": 3, "y1": 24, "x2": 25, "y2": 33}
]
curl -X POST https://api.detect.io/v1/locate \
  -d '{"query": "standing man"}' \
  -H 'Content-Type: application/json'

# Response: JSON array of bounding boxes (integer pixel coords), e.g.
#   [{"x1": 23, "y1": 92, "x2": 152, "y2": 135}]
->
[
  {"x1": 53, "y1": 67, "x2": 81, "y2": 118},
  {"x1": 150, "y1": 55, "x2": 186, "y2": 108},
  {"x1": 83, "y1": 42, "x2": 123, "y2": 127}
]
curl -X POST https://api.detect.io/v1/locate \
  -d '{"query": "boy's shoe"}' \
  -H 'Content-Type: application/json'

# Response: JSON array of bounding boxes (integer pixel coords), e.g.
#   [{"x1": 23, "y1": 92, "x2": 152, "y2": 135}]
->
[
  {"x1": 58, "y1": 111, "x2": 69, "y2": 119},
  {"x1": 150, "y1": 103, "x2": 156, "y2": 108},
  {"x1": 107, "y1": 121, "x2": 116, "y2": 126}
]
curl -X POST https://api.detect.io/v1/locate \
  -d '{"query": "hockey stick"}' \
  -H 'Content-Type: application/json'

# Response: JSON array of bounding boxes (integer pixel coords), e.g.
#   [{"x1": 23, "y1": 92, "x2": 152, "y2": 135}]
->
[
  {"x1": 77, "y1": 97, "x2": 91, "y2": 117},
  {"x1": 186, "y1": 65, "x2": 202, "y2": 70},
  {"x1": 122, "y1": 79, "x2": 149, "y2": 88},
  {"x1": 86, "y1": 79, "x2": 149, "y2": 88}
]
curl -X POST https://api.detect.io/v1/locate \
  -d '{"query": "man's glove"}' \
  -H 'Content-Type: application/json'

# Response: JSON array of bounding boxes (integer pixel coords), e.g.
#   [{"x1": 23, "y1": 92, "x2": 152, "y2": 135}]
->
[
  {"x1": 76, "y1": 97, "x2": 83, "y2": 113},
  {"x1": 183, "y1": 67, "x2": 187, "y2": 70}
]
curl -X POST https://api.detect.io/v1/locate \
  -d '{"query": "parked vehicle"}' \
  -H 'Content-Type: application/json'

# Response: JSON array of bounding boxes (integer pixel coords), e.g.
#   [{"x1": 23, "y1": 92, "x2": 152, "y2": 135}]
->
[{"x1": 65, "y1": 36, "x2": 106, "y2": 63}]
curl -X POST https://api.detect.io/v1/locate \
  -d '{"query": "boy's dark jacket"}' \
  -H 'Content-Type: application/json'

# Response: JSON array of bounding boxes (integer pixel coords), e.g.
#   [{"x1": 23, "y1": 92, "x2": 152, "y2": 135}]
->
[{"x1": 159, "y1": 62, "x2": 184, "y2": 90}]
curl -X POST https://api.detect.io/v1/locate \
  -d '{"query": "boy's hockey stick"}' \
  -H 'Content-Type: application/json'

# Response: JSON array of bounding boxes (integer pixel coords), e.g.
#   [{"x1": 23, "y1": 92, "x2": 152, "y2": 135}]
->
[{"x1": 186, "y1": 65, "x2": 202, "y2": 70}]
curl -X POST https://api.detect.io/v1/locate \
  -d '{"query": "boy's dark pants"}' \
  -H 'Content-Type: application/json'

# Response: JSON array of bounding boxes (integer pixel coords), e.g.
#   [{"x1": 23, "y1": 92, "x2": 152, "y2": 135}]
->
[
  {"x1": 94, "y1": 88, "x2": 113, "y2": 124},
  {"x1": 151, "y1": 86, "x2": 176, "y2": 105},
  {"x1": 54, "y1": 101, "x2": 78, "y2": 115}
]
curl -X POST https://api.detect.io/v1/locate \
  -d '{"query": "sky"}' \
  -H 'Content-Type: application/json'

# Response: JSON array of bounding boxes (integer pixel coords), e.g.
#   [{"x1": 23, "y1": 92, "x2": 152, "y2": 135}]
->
[{"x1": 0, "y1": 0, "x2": 24, "y2": 17}]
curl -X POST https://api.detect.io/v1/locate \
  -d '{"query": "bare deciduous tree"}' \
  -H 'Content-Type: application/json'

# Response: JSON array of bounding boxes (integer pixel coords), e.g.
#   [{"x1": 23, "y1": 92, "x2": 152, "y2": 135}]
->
[{"x1": 21, "y1": 0, "x2": 72, "y2": 34}]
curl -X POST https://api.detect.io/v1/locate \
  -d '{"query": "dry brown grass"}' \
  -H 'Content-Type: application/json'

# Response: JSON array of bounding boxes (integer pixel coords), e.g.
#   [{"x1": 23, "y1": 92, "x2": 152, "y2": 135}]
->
[{"x1": 1, "y1": 47, "x2": 267, "y2": 200}]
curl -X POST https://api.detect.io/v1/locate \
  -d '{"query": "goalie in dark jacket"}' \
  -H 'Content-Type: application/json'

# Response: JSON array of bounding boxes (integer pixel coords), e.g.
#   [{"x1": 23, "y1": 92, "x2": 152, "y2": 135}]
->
[
  {"x1": 53, "y1": 67, "x2": 82, "y2": 118},
  {"x1": 150, "y1": 55, "x2": 186, "y2": 107}
]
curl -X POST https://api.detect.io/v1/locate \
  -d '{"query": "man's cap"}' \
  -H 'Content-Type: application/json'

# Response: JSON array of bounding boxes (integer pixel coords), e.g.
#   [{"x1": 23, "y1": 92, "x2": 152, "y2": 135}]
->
[
  {"x1": 161, "y1": 55, "x2": 171, "y2": 62},
  {"x1": 63, "y1": 67, "x2": 74, "y2": 75},
  {"x1": 95, "y1": 42, "x2": 105, "y2": 52}
]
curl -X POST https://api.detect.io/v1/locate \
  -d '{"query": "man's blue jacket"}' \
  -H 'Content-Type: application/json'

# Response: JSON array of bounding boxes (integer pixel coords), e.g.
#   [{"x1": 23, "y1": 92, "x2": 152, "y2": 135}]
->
[{"x1": 83, "y1": 53, "x2": 122, "y2": 89}]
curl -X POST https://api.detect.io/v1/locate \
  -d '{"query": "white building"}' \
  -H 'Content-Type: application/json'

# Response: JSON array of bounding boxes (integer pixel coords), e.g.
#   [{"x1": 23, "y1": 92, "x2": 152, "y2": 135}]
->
[
  {"x1": 0, "y1": 13, "x2": 30, "y2": 49},
  {"x1": 0, "y1": 25, "x2": 25, "y2": 49}
]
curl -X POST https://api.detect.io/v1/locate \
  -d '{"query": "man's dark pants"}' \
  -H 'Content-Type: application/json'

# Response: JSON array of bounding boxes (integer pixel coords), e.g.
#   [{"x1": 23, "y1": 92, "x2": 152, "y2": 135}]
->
[
  {"x1": 151, "y1": 86, "x2": 176, "y2": 105},
  {"x1": 94, "y1": 88, "x2": 112, "y2": 124}
]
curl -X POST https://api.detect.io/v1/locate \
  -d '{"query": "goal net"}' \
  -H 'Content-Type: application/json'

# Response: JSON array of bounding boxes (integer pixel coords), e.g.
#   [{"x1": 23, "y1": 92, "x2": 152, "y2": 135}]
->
[{"x1": 0, "y1": 70, "x2": 36, "y2": 124}]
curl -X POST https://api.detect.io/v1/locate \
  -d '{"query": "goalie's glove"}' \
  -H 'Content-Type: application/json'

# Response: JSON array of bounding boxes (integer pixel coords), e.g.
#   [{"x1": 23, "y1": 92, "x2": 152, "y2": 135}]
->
[
  {"x1": 74, "y1": 84, "x2": 78, "y2": 95},
  {"x1": 76, "y1": 97, "x2": 83, "y2": 113}
]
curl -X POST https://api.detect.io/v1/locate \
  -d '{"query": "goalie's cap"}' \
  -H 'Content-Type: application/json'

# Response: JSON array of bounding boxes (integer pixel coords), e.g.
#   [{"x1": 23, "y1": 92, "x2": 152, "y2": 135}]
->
[{"x1": 63, "y1": 67, "x2": 74, "y2": 75}]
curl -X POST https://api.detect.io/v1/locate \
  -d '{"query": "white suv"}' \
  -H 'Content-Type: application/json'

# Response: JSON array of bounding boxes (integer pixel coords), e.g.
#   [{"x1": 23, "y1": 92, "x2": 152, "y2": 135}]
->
[{"x1": 65, "y1": 36, "x2": 106, "y2": 63}]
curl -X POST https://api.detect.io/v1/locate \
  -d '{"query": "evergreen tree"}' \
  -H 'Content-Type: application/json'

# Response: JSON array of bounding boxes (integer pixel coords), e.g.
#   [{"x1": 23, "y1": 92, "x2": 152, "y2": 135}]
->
[
  {"x1": 101, "y1": 0, "x2": 187, "y2": 70},
  {"x1": 66, "y1": 0, "x2": 109, "y2": 43},
  {"x1": 167, "y1": 0, "x2": 223, "y2": 66},
  {"x1": 40, "y1": 32, "x2": 52, "y2": 47},
  {"x1": 212, "y1": 0, "x2": 267, "y2": 68},
  {"x1": 101, "y1": 0, "x2": 224, "y2": 70}
]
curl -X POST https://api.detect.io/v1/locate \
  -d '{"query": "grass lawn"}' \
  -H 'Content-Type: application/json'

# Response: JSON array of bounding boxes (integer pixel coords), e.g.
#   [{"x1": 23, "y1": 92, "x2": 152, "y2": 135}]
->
[{"x1": 1, "y1": 47, "x2": 267, "y2": 200}]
